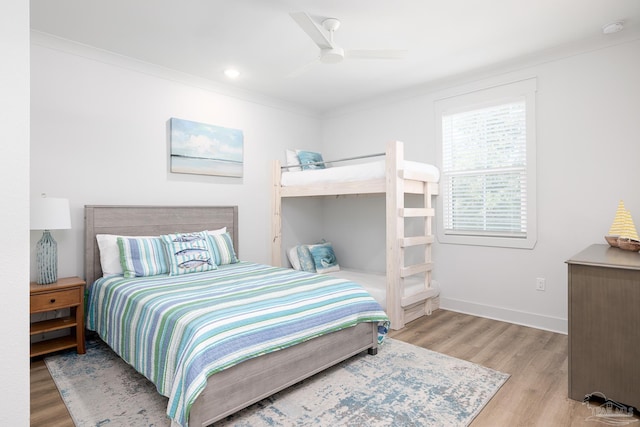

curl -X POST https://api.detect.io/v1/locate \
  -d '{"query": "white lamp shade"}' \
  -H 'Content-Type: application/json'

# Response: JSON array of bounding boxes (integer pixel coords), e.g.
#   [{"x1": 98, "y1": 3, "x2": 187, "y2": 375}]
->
[{"x1": 30, "y1": 197, "x2": 71, "y2": 230}]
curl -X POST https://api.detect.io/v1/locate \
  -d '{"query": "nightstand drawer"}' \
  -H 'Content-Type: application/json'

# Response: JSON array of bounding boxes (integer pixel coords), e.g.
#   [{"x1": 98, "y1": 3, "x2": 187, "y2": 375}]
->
[{"x1": 30, "y1": 288, "x2": 81, "y2": 312}]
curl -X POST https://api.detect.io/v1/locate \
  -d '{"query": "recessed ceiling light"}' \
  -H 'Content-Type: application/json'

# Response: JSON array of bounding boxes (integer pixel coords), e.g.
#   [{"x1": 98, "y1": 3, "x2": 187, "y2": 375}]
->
[
  {"x1": 602, "y1": 21, "x2": 624, "y2": 35},
  {"x1": 224, "y1": 68, "x2": 240, "y2": 79}
]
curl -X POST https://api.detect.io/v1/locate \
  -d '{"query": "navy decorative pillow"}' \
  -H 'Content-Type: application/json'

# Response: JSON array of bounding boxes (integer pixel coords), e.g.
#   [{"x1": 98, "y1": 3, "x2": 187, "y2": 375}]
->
[
  {"x1": 296, "y1": 150, "x2": 326, "y2": 170},
  {"x1": 307, "y1": 242, "x2": 340, "y2": 274},
  {"x1": 161, "y1": 231, "x2": 217, "y2": 275}
]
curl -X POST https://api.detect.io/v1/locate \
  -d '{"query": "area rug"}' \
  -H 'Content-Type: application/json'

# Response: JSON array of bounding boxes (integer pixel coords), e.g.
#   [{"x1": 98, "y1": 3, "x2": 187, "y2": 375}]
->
[{"x1": 45, "y1": 337, "x2": 509, "y2": 426}]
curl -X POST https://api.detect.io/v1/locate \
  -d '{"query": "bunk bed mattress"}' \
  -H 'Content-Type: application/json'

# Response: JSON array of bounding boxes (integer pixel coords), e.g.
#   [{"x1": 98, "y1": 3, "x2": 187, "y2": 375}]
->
[
  {"x1": 86, "y1": 261, "x2": 389, "y2": 427},
  {"x1": 281, "y1": 159, "x2": 440, "y2": 186},
  {"x1": 329, "y1": 269, "x2": 428, "y2": 310}
]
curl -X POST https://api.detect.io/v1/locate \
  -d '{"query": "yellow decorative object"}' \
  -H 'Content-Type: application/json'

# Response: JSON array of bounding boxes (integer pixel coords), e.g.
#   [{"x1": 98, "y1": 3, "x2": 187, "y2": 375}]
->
[
  {"x1": 605, "y1": 200, "x2": 640, "y2": 251},
  {"x1": 619, "y1": 209, "x2": 640, "y2": 241},
  {"x1": 608, "y1": 200, "x2": 628, "y2": 236}
]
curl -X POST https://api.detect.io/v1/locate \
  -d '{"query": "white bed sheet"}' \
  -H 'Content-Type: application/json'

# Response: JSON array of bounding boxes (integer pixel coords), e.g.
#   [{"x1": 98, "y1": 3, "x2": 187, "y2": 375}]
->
[
  {"x1": 281, "y1": 160, "x2": 440, "y2": 187},
  {"x1": 330, "y1": 268, "x2": 430, "y2": 311}
]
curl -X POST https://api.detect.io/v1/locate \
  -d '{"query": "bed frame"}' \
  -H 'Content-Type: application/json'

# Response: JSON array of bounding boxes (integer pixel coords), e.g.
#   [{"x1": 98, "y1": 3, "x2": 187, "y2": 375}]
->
[
  {"x1": 271, "y1": 141, "x2": 439, "y2": 330},
  {"x1": 84, "y1": 205, "x2": 378, "y2": 427}
]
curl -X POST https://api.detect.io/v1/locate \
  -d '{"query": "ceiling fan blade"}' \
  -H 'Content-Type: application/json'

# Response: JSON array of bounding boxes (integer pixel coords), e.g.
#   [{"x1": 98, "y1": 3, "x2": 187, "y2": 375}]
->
[
  {"x1": 290, "y1": 12, "x2": 333, "y2": 50},
  {"x1": 345, "y1": 49, "x2": 408, "y2": 60},
  {"x1": 286, "y1": 58, "x2": 320, "y2": 78}
]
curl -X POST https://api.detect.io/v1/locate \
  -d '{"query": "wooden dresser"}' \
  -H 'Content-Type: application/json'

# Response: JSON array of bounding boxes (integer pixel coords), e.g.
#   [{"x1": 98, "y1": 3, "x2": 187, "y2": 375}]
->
[{"x1": 567, "y1": 244, "x2": 640, "y2": 408}]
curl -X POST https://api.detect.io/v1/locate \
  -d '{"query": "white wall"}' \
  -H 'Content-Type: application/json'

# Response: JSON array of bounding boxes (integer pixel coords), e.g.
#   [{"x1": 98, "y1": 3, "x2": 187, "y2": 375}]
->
[
  {"x1": 29, "y1": 31, "x2": 640, "y2": 336},
  {"x1": 0, "y1": 1, "x2": 30, "y2": 425},
  {"x1": 320, "y1": 39, "x2": 640, "y2": 333},
  {"x1": 30, "y1": 34, "x2": 323, "y2": 280}
]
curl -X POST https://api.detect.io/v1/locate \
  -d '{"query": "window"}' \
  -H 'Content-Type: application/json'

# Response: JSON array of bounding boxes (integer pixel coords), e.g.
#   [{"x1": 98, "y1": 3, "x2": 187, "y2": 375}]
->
[{"x1": 435, "y1": 78, "x2": 537, "y2": 249}]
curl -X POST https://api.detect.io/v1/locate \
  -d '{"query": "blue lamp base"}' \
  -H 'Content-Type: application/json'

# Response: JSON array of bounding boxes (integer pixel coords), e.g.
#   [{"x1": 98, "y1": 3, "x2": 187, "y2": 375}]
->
[{"x1": 36, "y1": 230, "x2": 58, "y2": 284}]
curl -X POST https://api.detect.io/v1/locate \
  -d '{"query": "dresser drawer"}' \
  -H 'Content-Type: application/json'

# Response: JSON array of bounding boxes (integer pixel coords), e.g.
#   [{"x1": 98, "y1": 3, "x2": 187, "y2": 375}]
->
[{"x1": 30, "y1": 288, "x2": 81, "y2": 312}]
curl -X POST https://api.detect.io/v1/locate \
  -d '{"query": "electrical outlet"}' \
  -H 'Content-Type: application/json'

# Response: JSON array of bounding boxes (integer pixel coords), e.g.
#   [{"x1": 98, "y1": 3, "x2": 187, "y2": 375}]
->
[{"x1": 536, "y1": 277, "x2": 546, "y2": 291}]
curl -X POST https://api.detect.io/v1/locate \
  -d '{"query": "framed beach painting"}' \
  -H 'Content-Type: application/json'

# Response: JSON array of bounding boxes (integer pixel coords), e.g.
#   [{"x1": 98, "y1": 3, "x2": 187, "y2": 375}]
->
[{"x1": 169, "y1": 118, "x2": 243, "y2": 177}]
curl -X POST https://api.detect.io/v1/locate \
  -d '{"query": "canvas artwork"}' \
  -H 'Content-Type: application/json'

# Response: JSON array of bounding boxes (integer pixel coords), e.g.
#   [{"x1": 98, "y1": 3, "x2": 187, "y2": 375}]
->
[{"x1": 170, "y1": 118, "x2": 243, "y2": 177}]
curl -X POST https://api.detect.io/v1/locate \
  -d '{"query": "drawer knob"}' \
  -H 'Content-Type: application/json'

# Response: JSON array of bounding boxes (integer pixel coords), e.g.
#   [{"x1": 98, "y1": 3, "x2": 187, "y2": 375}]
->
[{"x1": 50, "y1": 298, "x2": 56, "y2": 304}]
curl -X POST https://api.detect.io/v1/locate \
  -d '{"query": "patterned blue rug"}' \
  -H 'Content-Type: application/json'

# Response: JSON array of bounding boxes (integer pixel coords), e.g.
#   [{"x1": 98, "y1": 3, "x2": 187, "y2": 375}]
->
[{"x1": 45, "y1": 337, "x2": 508, "y2": 426}]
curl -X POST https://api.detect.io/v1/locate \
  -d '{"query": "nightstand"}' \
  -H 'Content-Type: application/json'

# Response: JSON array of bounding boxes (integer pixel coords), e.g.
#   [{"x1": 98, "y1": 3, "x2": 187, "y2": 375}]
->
[{"x1": 30, "y1": 276, "x2": 86, "y2": 357}]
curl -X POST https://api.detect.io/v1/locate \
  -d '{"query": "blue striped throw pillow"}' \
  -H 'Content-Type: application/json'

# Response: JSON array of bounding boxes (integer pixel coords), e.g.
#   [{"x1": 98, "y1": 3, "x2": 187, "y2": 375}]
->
[
  {"x1": 208, "y1": 232, "x2": 239, "y2": 265},
  {"x1": 117, "y1": 237, "x2": 169, "y2": 278}
]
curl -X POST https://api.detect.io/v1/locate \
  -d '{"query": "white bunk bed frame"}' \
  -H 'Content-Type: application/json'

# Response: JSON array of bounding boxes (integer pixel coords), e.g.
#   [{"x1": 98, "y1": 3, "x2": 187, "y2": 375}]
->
[{"x1": 271, "y1": 140, "x2": 439, "y2": 330}]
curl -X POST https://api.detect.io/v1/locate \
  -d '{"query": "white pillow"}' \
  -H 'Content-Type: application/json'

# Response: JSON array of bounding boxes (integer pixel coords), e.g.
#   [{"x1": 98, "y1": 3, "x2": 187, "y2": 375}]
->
[
  {"x1": 96, "y1": 234, "x2": 137, "y2": 277},
  {"x1": 285, "y1": 149, "x2": 302, "y2": 172},
  {"x1": 287, "y1": 246, "x2": 302, "y2": 270},
  {"x1": 96, "y1": 227, "x2": 227, "y2": 277},
  {"x1": 207, "y1": 227, "x2": 227, "y2": 235}
]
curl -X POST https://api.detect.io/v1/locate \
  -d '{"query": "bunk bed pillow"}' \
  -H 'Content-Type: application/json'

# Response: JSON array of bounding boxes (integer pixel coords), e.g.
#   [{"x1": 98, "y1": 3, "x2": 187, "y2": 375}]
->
[
  {"x1": 161, "y1": 231, "x2": 217, "y2": 275},
  {"x1": 296, "y1": 150, "x2": 326, "y2": 170},
  {"x1": 307, "y1": 242, "x2": 340, "y2": 274},
  {"x1": 117, "y1": 236, "x2": 170, "y2": 278},
  {"x1": 287, "y1": 247, "x2": 302, "y2": 270},
  {"x1": 207, "y1": 232, "x2": 239, "y2": 265},
  {"x1": 296, "y1": 245, "x2": 317, "y2": 272},
  {"x1": 285, "y1": 149, "x2": 302, "y2": 172}
]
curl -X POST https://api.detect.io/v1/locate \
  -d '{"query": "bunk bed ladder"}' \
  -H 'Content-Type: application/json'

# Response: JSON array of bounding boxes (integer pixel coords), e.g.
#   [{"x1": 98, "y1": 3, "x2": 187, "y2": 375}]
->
[
  {"x1": 386, "y1": 141, "x2": 439, "y2": 330},
  {"x1": 271, "y1": 159, "x2": 283, "y2": 267}
]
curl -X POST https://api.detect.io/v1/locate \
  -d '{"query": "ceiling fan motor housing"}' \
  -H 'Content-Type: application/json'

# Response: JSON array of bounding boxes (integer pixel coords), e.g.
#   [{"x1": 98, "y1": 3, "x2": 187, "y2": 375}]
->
[{"x1": 320, "y1": 46, "x2": 345, "y2": 63}]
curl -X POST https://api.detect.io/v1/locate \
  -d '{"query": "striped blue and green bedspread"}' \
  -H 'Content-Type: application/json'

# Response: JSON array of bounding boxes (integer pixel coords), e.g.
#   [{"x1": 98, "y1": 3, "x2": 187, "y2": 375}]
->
[{"x1": 86, "y1": 261, "x2": 390, "y2": 426}]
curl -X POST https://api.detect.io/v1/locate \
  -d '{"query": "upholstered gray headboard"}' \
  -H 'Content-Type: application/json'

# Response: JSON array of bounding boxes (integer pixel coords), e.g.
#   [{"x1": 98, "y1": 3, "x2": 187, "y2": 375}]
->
[{"x1": 84, "y1": 205, "x2": 238, "y2": 285}]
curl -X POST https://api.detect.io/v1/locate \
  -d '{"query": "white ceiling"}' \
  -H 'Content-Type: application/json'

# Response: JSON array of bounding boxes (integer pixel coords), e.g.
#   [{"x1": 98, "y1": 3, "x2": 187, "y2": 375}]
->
[{"x1": 30, "y1": 0, "x2": 640, "y2": 114}]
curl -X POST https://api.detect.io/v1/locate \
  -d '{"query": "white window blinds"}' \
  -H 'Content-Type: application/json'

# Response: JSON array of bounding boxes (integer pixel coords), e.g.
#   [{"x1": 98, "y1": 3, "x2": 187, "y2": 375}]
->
[
  {"x1": 435, "y1": 77, "x2": 537, "y2": 249},
  {"x1": 441, "y1": 100, "x2": 527, "y2": 238}
]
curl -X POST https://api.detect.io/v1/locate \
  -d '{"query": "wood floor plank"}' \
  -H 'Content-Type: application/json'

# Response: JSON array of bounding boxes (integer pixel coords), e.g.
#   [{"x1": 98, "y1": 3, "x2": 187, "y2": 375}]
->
[
  {"x1": 30, "y1": 360, "x2": 74, "y2": 427},
  {"x1": 31, "y1": 309, "x2": 639, "y2": 426}
]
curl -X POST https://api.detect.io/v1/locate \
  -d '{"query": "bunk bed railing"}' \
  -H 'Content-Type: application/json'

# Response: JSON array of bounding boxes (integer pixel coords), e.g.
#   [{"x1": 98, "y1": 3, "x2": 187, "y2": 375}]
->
[{"x1": 280, "y1": 152, "x2": 385, "y2": 170}]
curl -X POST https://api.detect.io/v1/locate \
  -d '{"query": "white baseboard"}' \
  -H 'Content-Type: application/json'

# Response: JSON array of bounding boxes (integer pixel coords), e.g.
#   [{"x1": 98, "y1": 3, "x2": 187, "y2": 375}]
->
[{"x1": 439, "y1": 297, "x2": 567, "y2": 334}]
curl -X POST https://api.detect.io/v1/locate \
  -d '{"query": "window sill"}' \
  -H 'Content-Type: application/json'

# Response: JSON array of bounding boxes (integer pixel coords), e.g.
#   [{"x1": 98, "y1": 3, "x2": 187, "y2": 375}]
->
[{"x1": 436, "y1": 231, "x2": 537, "y2": 249}]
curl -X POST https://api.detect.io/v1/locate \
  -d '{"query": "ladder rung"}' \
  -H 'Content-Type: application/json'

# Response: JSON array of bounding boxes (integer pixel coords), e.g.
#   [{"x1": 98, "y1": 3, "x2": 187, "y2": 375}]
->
[
  {"x1": 401, "y1": 263, "x2": 433, "y2": 277},
  {"x1": 401, "y1": 288, "x2": 439, "y2": 307},
  {"x1": 401, "y1": 235, "x2": 435, "y2": 247},
  {"x1": 399, "y1": 208, "x2": 435, "y2": 218}
]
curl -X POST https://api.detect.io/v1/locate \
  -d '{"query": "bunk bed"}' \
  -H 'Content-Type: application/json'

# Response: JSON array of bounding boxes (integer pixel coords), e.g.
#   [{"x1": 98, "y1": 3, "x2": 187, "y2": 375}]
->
[
  {"x1": 271, "y1": 140, "x2": 440, "y2": 330},
  {"x1": 84, "y1": 205, "x2": 386, "y2": 427}
]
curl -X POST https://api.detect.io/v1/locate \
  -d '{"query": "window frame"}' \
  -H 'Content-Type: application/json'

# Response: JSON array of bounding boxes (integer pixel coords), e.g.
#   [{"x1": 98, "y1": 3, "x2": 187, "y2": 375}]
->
[{"x1": 435, "y1": 78, "x2": 537, "y2": 249}]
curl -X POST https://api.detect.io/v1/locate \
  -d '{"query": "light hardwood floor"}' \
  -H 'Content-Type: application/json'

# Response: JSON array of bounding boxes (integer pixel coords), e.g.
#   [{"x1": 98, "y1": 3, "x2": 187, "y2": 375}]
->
[
  {"x1": 30, "y1": 359, "x2": 74, "y2": 427},
  {"x1": 31, "y1": 310, "x2": 638, "y2": 426}
]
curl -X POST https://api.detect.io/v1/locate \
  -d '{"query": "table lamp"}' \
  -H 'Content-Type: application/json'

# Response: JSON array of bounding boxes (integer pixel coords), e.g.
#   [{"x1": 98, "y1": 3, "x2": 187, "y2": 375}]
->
[{"x1": 30, "y1": 195, "x2": 71, "y2": 284}]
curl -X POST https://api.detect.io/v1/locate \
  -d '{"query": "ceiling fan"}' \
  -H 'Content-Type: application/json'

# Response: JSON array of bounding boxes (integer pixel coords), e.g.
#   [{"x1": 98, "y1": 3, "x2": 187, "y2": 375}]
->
[{"x1": 288, "y1": 12, "x2": 407, "y2": 76}]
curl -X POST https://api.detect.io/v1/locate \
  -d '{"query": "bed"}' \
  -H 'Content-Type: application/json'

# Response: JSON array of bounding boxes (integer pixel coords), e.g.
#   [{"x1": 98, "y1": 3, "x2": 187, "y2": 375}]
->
[
  {"x1": 271, "y1": 140, "x2": 440, "y2": 330},
  {"x1": 84, "y1": 205, "x2": 388, "y2": 427}
]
